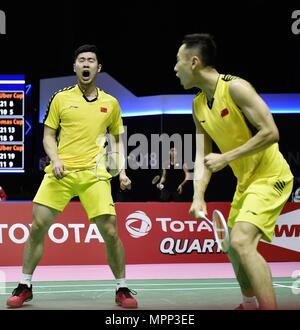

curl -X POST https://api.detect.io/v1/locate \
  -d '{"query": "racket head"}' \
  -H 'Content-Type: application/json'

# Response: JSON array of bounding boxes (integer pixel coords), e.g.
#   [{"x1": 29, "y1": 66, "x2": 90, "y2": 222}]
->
[
  {"x1": 95, "y1": 151, "x2": 125, "y2": 179},
  {"x1": 212, "y1": 209, "x2": 230, "y2": 252},
  {"x1": 152, "y1": 175, "x2": 161, "y2": 184}
]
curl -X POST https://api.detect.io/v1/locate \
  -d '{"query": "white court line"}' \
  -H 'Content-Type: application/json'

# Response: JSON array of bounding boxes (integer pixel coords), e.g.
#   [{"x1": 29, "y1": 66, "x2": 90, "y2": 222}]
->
[
  {"x1": 0, "y1": 279, "x2": 293, "y2": 290},
  {"x1": 273, "y1": 283, "x2": 300, "y2": 290},
  {"x1": 0, "y1": 286, "x2": 241, "y2": 295},
  {"x1": 0, "y1": 282, "x2": 239, "y2": 289},
  {"x1": 0, "y1": 282, "x2": 295, "y2": 296},
  {"x1": 160, "y1": 298, "x2": 176, "y2": 306}
]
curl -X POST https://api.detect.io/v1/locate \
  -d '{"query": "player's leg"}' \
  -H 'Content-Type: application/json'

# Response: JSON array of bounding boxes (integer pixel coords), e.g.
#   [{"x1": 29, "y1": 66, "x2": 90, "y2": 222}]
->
[
  {"x1": 230, "y1": 222, "x2": 275, "y2": 309},
  {"x1": 94, "y1": 214, "x2": 125, "y2": 278},
  {"x1": 6, "y1": 203, "x2": 60, "y2": 308},
  {"x1": 24, "y1": 174, "x2": 74, "y2": 274},
  {"x1": 79, "y1": 174, "x2": 137, "y2": 308},
  {"x1": 227, "y1": 230, "x2": 257, "y2": 309},
  {"x1": 227, "y1": 200, "x2": 257, "y2": 309},
  {"x1": 7, "y1": 174, "x2": 72, "y2": 308},
  {"x1": 228, "y1": 245, "x2": 253, "y2": 294},
  {"x1": 23, "y1": 203, "x2": 60, "y2": 274},
  {"x1": 79, "y1": 174, "x2": 122, "y2": 277},
  {"x1": 160, "y1": 189, "x2": 171, "y2": 202},
  {"x1": 229, "y1": 177, "x2": 293, "y2": 309},
  {"x1": 93, "y1": 214, "x2": 137, "y2": 308}
]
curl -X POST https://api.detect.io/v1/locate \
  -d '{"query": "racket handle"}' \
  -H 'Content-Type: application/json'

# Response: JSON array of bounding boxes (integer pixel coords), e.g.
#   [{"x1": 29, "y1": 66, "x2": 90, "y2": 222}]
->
[
  {"x1": 198, "y1": 211, "x2": 213, "y2": 225},
  {"x1": 198, "y1": 210, "x2": 206, "y2": 218},
  {"x1": 158, "y1": 184, "x2": 164, "y2": 190}
]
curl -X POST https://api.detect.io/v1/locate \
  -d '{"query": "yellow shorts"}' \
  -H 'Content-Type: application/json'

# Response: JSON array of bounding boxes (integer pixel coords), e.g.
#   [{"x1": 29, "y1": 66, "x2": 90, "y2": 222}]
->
[
  {"x1": 33, "y1": 170, "x2": 116, "y2": 220},
  {"x1": 227, "y1": 176, "x2": 293, "y2": 242}
]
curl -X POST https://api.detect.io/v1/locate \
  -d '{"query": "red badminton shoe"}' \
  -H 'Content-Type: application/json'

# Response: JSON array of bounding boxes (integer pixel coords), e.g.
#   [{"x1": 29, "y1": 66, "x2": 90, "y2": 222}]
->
[
  {"x1": 115, "y1": 287, "x2": 138, "y2": 309},
  {"x1": 6, "y1": 283, "x2": 33, "y2": 308}
]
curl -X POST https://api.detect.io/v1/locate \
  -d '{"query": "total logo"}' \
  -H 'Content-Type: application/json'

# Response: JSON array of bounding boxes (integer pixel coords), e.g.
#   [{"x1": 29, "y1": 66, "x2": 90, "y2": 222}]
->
[
  {"x1": 270, "y1": 209, "x2": 300, "y2": 252},
  {"x1": 125, "y1": 211, "x2": 152, "y2": 238}
]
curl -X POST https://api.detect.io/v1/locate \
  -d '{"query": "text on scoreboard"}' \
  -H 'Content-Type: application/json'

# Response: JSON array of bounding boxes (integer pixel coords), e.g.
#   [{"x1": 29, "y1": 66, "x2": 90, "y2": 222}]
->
[{"x1": 0, "y1": 75, "x2": 25, "y2": 173}]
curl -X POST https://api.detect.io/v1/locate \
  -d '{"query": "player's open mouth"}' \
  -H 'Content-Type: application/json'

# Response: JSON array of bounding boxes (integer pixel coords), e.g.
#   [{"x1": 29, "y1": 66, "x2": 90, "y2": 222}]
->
[{"x1": 82, "y1": 70, "x2": 90, "y2": 78}]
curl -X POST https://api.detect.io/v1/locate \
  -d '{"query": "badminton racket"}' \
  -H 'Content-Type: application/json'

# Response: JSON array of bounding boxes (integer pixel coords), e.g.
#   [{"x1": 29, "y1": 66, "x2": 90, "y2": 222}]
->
[
  {"x1": 152, "y1": 175, "x2": 164, "y2": 190},
  {"x1": 48, "y1": 150, "x2": 125, "y2": 181},
  {"x1": 198, "y1": 209, "x2": 230, "y2": 252}
]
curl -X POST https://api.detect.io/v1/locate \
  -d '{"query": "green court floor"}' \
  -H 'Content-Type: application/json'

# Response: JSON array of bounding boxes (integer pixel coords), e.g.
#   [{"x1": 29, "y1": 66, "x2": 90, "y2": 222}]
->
[{"x1": 0, "y1": 278, "x2": 299, "y2": 310}]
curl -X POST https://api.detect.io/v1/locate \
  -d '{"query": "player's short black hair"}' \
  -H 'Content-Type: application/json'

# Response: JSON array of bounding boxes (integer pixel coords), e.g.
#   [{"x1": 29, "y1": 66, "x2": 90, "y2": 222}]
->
[
  {"x1": 182, "y1": 33, "x2": 216, "y2": 67},
  {"x1": 74, "y1": 44, "x2": 101, "y2": 63}
]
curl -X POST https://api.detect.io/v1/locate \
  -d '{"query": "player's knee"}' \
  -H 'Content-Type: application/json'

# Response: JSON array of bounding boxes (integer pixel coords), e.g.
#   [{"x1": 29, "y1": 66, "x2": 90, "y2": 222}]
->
[
  {"x1": 102, "y1": 227, "x2": 119, "y2": 243},
  {"x1": 230, "y1": 235, "x2": 252, "y2": 257},
  {"x1": 94, "y1": 215, "x2": 119, "y2": 243},
  {"x1": 30, "y1": 218, "x2": 50, "y2": 239}
]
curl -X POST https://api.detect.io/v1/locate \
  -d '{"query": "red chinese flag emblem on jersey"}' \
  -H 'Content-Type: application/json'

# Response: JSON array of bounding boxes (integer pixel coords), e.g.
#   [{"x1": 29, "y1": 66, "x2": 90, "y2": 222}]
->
[
  {"x1": 221, "y1": 108, "x2": 229, "y2": 117},
  {"x1": 100, "y1": 107, "x2": 107, "y2": 113}
]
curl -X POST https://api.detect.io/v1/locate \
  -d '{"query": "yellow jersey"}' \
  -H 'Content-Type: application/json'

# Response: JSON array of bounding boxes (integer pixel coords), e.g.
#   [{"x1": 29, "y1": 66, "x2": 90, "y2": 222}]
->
[
  {"x1": 44, "y1": 85, "x2": 124, "y2": 170},
  {"x1": 193, "y1": 74, "x2": 293, "y2": 191}
]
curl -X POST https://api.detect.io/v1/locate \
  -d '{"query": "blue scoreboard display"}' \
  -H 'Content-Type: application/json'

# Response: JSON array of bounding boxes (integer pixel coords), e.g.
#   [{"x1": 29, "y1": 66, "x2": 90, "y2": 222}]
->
[{"x1": 0, "y1": 74, "x2": 25, "y2": 173}]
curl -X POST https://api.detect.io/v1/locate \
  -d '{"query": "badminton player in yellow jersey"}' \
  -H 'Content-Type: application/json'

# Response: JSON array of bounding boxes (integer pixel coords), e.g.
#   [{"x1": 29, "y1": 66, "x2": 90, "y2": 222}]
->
[
  {"x1": 7, "y1": 44, "x2": 137, "y2": 309},
  {"x1": 175, "y1": 34, "x2": 293, "y2": 310}
]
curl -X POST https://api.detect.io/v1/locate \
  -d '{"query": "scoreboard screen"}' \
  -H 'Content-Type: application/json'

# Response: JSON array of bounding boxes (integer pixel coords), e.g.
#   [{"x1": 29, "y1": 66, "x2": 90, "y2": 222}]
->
[{"x1": 0, "y1": 75, "x2": 25, "y2": 173}]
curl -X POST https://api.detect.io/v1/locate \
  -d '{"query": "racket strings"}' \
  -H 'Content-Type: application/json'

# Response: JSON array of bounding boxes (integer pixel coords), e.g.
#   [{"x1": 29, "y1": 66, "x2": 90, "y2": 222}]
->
[
  {"x1": 95, "y1": 151, "x2": 125, "y2": 179},
  {"x1": 152, "y1": 175, "x2": 161, "y2": 185},
  {"x1": 212, "y1": 210, "x2": 230, "y2": 252},
  {"x1": 214, "y1": 217, "x2": 226, "y2": 240}
]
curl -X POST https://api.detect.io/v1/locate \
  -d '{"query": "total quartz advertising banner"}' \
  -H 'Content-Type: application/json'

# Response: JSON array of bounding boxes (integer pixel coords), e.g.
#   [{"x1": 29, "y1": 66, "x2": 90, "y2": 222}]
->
[{"x1": 0, "y1": 202, "x2": 300, "y2": 265}]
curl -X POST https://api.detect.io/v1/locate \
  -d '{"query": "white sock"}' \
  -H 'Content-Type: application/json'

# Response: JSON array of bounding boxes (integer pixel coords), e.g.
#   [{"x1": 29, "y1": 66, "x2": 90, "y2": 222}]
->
[
  {"x1": 20, "y1": 273, "x2": 32, "y2": 287},
  {"x1": 242, "y1": 294, "x2": 258, "y2": 310},
  {"x1": 116, "y1": 278, "x2": 127, "y2": 291}
]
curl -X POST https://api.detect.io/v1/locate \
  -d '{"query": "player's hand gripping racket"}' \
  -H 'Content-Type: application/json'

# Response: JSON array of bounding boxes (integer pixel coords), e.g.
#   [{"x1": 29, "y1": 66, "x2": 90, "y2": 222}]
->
[{"x1": 198, "y1": 210, "x2": 230, "y2": 252}]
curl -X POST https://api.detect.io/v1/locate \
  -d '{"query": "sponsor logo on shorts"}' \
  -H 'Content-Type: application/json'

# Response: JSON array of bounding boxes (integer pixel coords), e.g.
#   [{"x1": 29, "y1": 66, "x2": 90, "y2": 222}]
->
[
  {"x1": 273, "y1": 180, "x2": 286, "y2": 194},
  {"x1": 246, "y1": 210, "x2": 257, "y2": 216}
]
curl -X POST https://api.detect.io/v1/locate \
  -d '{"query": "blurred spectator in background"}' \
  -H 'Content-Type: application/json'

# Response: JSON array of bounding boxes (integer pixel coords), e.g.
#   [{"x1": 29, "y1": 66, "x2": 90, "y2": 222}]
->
[
  {"x1": 39, "y1": 155, "x2": 50, "y2": 171},
  {"x1": 293, "y1": 187, "x2": 300, "y2": 202},
  {"x1": 292, "y1": 177, "x2": 300, "y2": 202},
  {"x1": 157, "y1": 147, "x2": 190, "y2": 202},
  {"x1": 0, "y1": 186, "x2": 7, "y2": 200}
]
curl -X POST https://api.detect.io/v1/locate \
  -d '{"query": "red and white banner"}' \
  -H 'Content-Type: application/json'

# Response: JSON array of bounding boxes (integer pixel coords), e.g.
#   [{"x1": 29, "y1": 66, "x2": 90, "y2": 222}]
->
[{"x1": 0, "y1": 202, "x2": 300, "y2": 265}]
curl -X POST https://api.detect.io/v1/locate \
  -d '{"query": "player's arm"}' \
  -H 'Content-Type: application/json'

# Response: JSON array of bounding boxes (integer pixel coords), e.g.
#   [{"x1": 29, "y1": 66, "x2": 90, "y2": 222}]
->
[
  {"x1": 177, "y1": 163, "x2": 190, "y2": 193},
  {"x1": 226, "y1": 80, "x2": 279, "y2": 159},
  {"x1": 108, "y1": 98, "x2": 131, "y2": 189},
  {"x1": 113, "y1": 134, "x2": 131, "y2": 190},
  {"x1": 155, "y1": 169, "x2": 166, "y2": 190},
  {"x1": 190, "y1": 111, "x2": 213, "y2": 217},
  {"x1": 43, "y1": 125, "x2": 64, "y2": 179},
  {"x1": 204, "y1": 80, "x2": 279, "y2": 172},
  {"x1": 160, "y1": 169, "x2": 167, "y2": 184}
]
